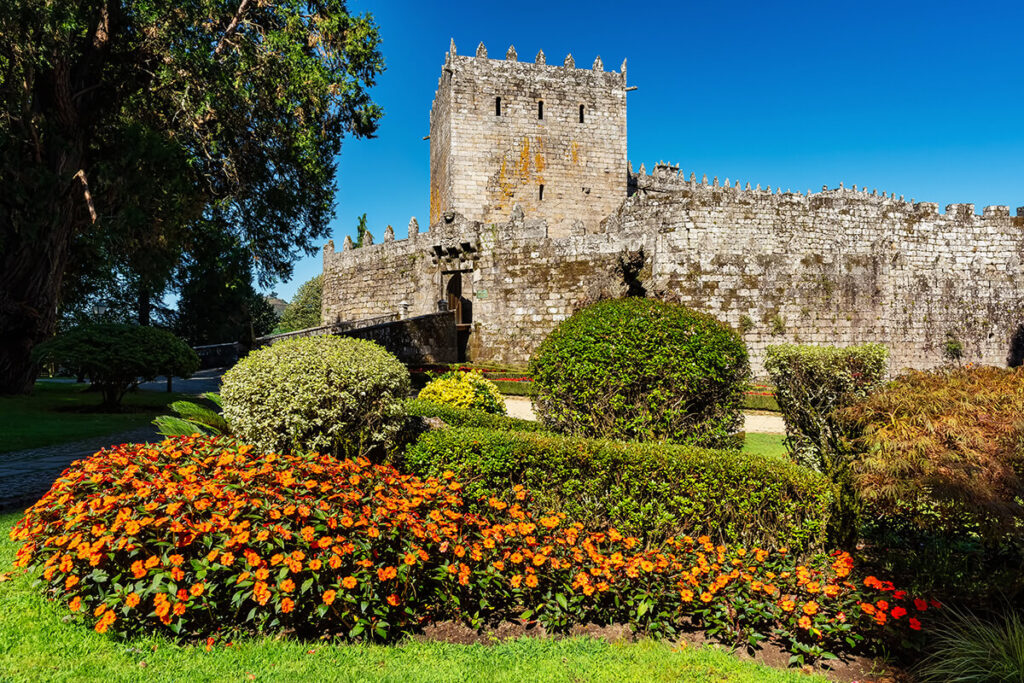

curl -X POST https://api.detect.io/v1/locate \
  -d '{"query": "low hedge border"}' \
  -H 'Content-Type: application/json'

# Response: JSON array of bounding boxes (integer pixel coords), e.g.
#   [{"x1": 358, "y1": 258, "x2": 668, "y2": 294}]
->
[{"x1": 402, "y1": 427, "x2": 838, "y2": 554}]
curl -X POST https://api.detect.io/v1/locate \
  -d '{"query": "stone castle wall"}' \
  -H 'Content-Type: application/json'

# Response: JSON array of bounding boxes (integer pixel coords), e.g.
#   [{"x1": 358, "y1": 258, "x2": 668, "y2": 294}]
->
[
  {"x1": 429, "y1": 41, "x2": 627, "y2": 234},
  {"x1": 323, "y1": 174, "x2": 1024, "y2": 375}
]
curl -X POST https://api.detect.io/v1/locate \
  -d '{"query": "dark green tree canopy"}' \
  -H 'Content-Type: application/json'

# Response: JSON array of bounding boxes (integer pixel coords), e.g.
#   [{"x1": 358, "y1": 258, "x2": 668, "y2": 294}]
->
[
  {"x1": 278, "y1": 275, "x2": 322, "y2": 332},
  {"x1": 0, "y1": 0, "x2": 384, "y2": 393}
]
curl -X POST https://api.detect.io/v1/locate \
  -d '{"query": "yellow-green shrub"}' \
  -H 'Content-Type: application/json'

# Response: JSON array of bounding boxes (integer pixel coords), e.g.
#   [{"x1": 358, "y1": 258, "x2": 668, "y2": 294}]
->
[{"x1": 417, "y1": 371, "x2": 506, "y2": 415}]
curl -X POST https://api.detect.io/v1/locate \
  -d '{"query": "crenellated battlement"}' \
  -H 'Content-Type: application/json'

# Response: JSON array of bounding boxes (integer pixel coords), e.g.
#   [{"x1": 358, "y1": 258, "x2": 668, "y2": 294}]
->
[{"x1": 626, "y1": 161, "x2": 1020, "y2": 219}]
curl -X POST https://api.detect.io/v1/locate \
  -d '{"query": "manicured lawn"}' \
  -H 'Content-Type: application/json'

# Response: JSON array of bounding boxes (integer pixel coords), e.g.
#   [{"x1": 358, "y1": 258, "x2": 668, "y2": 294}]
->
[
  {"x1": 0, "y1": 511, "x2": 820, "y2": 683},
  {"x1": 743, "y1": 432, "x2": 788, "y2": 460},
  {"x1": 0, "y1": 383, "x2": 193, "y2": 454}
]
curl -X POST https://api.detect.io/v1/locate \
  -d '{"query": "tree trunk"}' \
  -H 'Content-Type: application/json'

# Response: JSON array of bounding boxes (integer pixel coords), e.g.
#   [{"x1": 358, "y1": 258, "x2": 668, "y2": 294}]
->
[
  {"x1": 0, "y1": 192, "x2": 79, "y2": 395},
  {"x1": 138, "y1": 284, "x2": 151, "y2": 326},
  {"x1": 0, "y1": 107, "x2": 84, "y2": 395}
]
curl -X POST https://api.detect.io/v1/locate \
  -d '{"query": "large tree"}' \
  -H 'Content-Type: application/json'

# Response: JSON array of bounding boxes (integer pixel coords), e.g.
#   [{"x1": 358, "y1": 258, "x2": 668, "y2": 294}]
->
[
  {"x1": 172, "y1": 226, "x2": 278, "y2": 346},
  {"x1": 0, "y1": 0, "x2": 383, "y2": 393},
  {"x1": 277, "y1": 274, "x2": 322, "y2": 332}
]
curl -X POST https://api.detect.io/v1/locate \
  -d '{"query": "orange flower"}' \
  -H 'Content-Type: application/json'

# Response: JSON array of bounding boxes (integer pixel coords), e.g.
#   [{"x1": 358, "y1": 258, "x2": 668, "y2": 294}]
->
[
  {"x1": 65, "y1": 575, "x2": 79, "y2": 590},
  {"x1": 798, "y1": 616, "x2": 812, "y2": 630},
  {"x1": 823, "y1": 584, "x2": 840, "y2": 598},
  {"x1": 700, "y1": 592, "x2": 713, "y2": 603},
  {"x1": 131, "y1": 560, "x2": 146, "y2": 579},
  {"x1": 780, "y1": 599, "x2": 796, "y2": 612},
  {"x1": 281, "y1": 598, "x2": 294, "y2": 613},
  {"x1": 387, "y1": 593, "x2": 400, "y2": 606},
  {"x1": 525, "y1": 575, "x2": 539, "y2": 588},
  {"x1": 342, "y1": 576, "x2": 357, "y2": 590},
  {"x1": 173, "y1": 603, "x2": 186, "y2": 616},
  {"x1": 280, "y1": 579, "x2": 295, "y2": 593},
  {"x1": 94, "y1": 611, "x2": 116, "y2": 633},
  {"x1": 125, "y1": 592, "x2": 141, "y2": 608},
  {"x1": 680, "y1": 589, "x2": 694, "y2": 602},
  {"x1": 323, "y1": 590, "x2": 337, "y2": 605},
  {"x1": 190, "y1": 583, "x2": 205, "y2": 597},
  {"x1": 377, "y1": 566, "x2": 397, "y2": 581},
  {"x1": 404, "y1": 552, "x2": 417, "y2": 566},
  {"x1": 169, "y1": 554, "x2": 184, "y2": 566},
  {"x1": 510, "y1": 574, "x2": 523, "y2": 588},
  {"x1": 802, "y1": 601, "x2": 819, "y2": 616},
  {"x1": 69, "y1": 596, "x2": 82, "y2": 612}
]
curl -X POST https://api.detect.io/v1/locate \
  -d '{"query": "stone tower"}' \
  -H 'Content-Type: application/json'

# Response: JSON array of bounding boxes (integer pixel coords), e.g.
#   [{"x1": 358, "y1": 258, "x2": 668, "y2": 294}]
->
[{"x1": 429, "y1": 40, "x2": 628, "y2": 234}]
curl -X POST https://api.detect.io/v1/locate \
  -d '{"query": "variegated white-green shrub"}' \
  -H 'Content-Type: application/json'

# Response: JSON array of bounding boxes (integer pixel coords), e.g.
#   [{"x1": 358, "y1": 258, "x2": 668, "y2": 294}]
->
[{"x1": 221, "y1": 336, "x2": 410, "y2": 458}]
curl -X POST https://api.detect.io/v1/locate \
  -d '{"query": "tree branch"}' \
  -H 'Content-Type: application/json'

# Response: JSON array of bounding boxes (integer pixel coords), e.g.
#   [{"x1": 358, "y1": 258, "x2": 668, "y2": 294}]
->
[
  {"x1": 74, "y1": 170, "x2": 98, "y2": 223},
  {"x1": 214, "y1": 0, "x2": 253, "y2": 55}
]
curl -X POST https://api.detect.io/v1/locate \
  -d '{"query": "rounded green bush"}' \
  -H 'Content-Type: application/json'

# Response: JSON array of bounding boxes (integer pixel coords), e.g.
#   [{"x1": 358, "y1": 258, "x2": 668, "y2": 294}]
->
[
  {"x1": 530, "y1": 298, "x2": 749, "y2": 447},
  {"x1": 417, "y1": 371, "x2": 507, "y2": 414},
  {"x1": 220, "y1": 336, "x2": 410, "y2": 458}
]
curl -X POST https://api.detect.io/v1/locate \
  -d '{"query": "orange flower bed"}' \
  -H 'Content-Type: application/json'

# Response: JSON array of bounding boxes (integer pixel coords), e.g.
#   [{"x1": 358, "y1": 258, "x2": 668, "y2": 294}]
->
[{"x1": 11, "y1": 437, "x2": 931, "y2": 658}]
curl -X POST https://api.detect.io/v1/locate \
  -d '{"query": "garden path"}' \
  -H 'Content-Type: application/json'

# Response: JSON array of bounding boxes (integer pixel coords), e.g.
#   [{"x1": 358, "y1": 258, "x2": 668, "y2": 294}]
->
[
  {"x1": 504, "y1": 398, "x2": 786, "y2": 434},
  {"x1": 0, "y1": 425, "x2": 158, "y2": 512}
]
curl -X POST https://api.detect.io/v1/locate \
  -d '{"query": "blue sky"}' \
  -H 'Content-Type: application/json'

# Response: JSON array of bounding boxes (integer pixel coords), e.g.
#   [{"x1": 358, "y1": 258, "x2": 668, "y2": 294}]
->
[{"x1": 266, "y1": 0, "x2": 1024, "y2": 301}]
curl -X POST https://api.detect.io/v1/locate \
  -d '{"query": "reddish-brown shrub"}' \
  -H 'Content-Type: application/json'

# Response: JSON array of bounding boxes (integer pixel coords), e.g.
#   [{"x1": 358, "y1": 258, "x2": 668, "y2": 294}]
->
[{"x1": 841, "y1": 365, "x2": 1024, "y2": 534}]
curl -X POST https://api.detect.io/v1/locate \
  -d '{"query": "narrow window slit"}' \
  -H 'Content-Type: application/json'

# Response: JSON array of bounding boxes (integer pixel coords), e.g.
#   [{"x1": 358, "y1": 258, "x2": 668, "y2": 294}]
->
[
  {"x1": 539, "y1": 184, "x2": 544, "y2": 201},
  {"x1": 495, "y1": 97, "x2": 501, "y2": 116},
  {"x1": 537, "y1": 101, "x2": 543, "y2": 119},
  {"x1": 579, "y1": 105, "x2": 585, "y2": 123}
]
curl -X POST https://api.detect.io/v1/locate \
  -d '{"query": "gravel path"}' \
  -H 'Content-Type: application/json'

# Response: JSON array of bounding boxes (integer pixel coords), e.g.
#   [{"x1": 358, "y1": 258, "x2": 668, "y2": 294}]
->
[
  {"x1": 505, "y1": 397, "x2": 787, "y2": 435},
  {"x1": 0, "y1": 426, "x2": 160, "y2": 512}
]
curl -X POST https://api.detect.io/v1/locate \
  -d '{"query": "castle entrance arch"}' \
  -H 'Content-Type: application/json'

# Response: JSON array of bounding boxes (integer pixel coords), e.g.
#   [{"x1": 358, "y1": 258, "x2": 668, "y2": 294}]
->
[{"x1": 442, "y1": 269, "x2": 473, "y2": 361}]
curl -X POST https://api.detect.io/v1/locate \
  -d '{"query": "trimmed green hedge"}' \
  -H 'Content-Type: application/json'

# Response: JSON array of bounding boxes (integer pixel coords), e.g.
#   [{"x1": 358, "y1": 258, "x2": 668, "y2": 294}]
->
[
  {"x1": 404, "y1": 399, "x2": 548, "y2": 433},
  {"x1": 530, "y1": 299, "x2": 749, "y2": 448},
  {"x1": 402, "y1": 427, "x2": 838, "y2": 553}
]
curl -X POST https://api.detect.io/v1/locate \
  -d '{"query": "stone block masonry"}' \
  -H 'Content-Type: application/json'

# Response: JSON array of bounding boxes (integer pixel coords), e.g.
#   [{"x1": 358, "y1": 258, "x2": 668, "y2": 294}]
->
[{"x1": 323, "y1": 43, "x2": 1024, "y2": 376}]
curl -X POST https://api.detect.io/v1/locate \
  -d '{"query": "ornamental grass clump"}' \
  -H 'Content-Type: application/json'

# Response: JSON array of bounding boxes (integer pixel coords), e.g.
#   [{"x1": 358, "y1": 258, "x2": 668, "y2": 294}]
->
[
  {"x1": 417, "y1": 371, "x2": 506, "y2": 415},
  {"x1": 12, "y1": 436, "x2": 932, "y2": 659},
  {"x1": 530, "y1": 299, "x2": 750, "y2": 448},
  {"x1": 220, "y1": 336, "x2": 409, "y2": 458}
]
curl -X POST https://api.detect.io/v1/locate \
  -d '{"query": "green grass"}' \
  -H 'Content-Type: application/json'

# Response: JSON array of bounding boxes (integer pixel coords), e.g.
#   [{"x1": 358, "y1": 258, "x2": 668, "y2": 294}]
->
[
  {"x1": 0, "y1": 512, "x2": 819, "y2": 683},
  {"x1": 742, "y1": 433, "x2": 788, "y2": 460},
  {"x1": 741, "y1": 394, "x2": 779, "y2": 412},
  {"x1": 0, "y1": 383, "x2": 194, "y2": 454}
]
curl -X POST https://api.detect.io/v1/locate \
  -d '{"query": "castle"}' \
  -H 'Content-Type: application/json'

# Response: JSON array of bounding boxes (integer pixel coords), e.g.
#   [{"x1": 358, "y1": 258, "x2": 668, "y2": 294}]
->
[{"x1": 322, "y1": 40, "x2": 1024, "y2": 374}]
